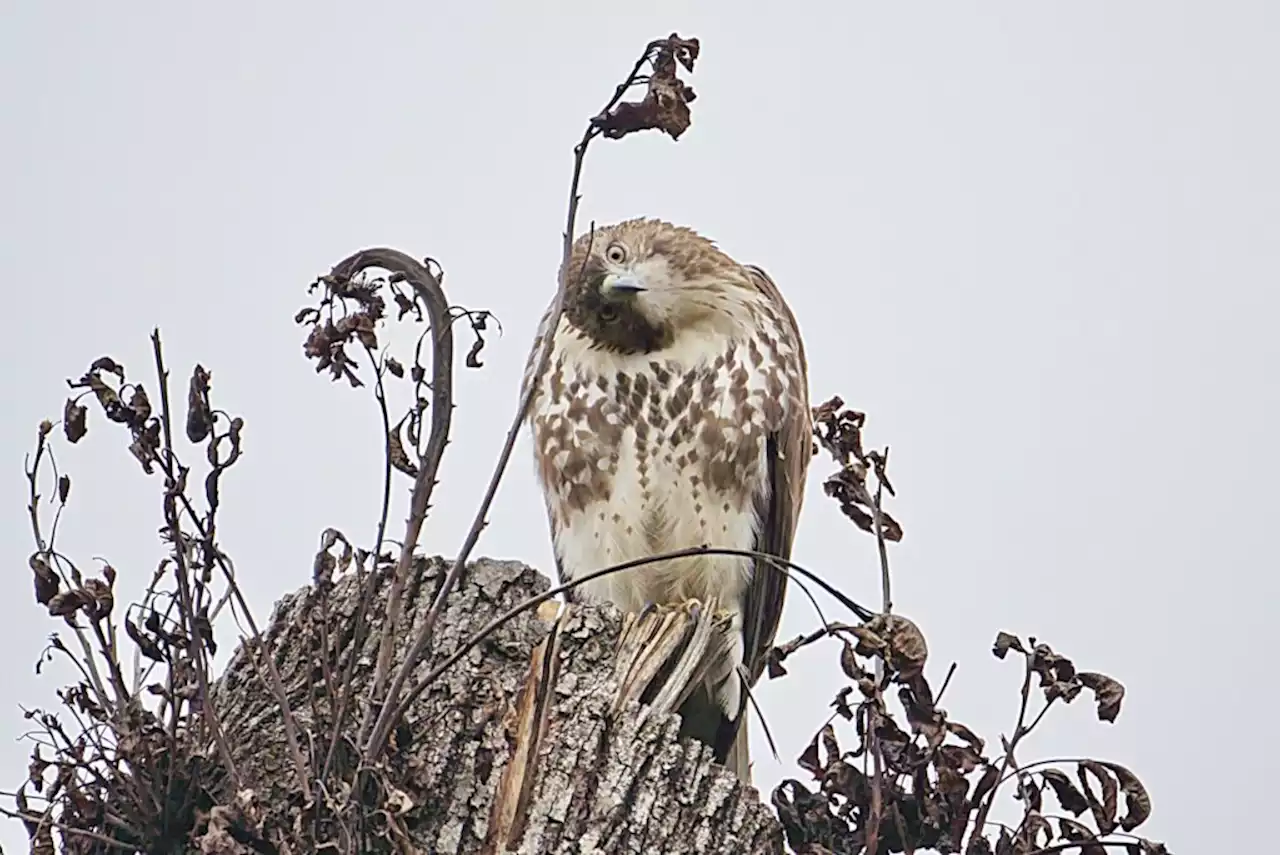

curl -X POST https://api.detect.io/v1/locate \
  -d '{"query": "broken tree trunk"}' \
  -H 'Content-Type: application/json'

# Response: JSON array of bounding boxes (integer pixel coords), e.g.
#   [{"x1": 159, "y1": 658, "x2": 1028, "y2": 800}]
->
[{"x1": 210, "y1": 556, "x2": 786, "y2": 854}]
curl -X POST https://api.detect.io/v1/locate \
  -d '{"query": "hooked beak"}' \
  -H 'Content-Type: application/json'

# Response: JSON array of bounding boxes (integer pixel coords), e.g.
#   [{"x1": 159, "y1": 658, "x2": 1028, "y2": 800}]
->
[{"x1": 600, "y1": 272, "x2": 646, "y2": 295}]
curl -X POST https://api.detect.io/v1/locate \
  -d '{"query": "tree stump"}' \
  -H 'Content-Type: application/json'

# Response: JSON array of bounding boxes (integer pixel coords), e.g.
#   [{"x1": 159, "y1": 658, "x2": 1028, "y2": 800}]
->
[{"x1": 210, "y1": 556, "x2": 785, "y2": 854}]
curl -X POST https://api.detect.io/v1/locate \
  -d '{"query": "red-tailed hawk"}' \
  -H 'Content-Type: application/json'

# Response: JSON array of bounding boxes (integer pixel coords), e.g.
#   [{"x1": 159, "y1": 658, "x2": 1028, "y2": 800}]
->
[{"x1": 521, "y1": 218, "x2": 810, "y2": 783}]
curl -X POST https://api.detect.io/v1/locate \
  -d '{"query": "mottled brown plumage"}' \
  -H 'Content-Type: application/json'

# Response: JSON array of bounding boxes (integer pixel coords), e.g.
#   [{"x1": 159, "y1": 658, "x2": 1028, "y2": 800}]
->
[{"x1": 521, "y1": 218, "x2": 811, "y2": 782}]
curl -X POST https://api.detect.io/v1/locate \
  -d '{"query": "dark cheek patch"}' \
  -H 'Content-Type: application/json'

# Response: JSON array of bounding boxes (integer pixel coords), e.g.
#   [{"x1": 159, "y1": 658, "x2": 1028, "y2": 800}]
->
[{"x1": 561, "y1": 265, "x2": 673, "y2": 355}]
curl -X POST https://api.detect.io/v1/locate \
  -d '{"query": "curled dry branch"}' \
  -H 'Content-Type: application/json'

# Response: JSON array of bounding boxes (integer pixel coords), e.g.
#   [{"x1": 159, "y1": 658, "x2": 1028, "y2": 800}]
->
[{"x1": 302, "y1": 248, "x2": 456, "y2": 753}]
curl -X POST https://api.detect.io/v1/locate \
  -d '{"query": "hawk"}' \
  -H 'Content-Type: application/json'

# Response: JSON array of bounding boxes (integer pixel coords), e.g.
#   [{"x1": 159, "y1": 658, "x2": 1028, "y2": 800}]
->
[{"x1": 521, "y1": 218, "x2": 810, "y2": 783}]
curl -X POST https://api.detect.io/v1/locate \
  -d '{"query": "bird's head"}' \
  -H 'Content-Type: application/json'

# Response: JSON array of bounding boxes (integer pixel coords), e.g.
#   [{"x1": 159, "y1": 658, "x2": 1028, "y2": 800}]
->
[{"x1": 560, "y1": 218, "x2": 754, "y2": 354}]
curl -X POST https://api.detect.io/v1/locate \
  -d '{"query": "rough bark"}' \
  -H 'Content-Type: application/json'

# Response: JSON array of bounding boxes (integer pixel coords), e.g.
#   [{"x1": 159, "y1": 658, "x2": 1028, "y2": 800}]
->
[{"x1": 210, "y1": 556, "x2": 785, "y2": 854}]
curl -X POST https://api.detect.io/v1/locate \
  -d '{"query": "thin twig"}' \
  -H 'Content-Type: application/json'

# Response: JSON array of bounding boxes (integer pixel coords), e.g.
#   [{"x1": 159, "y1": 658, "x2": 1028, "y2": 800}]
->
[
  {"x1": 322, "y1": 343, "x2": 402, "y2": 781},
  {"x1": 934, "y1": 661, "x2": 958, "y2": 702},
  {"x1": 149, "y1": 330, "x2": 245, "y2": 792},
  {"x1": 154, "y1": 465, "x2": 317, "y2": 804},
  {"x1": 363, "y1": 40, "x2": 673, "y2": 764},
  {"x1": 853, "y1": 479, "x2": 893, "y2": 616},
  {"x1": 25, "y1": 436, "x2": 114, "y2": 714},
  {"x1": 969, "y1": 647, "x2": 1036, "y2": 850},
  {"x1": 1, "y1": 806, "x2": 132, "y2": 850},
  {"x1": 1021, "y1": 696, "x2": 1059, "y2": 738},
  {"x1": 860, "y1": 460, "x2": 893, "y2": 853},
  {"x1": 993, "y1": 756, "x2": 1093, "y2": 789},
  {"x1": 865, "y1": 698, "x2": 885, "y2": 853}
]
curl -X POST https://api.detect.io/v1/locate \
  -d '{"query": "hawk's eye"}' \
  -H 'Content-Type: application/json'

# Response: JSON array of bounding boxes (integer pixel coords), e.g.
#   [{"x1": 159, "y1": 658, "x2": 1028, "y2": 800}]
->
[
  {"x1": 598, "y1": 304, "x2": 619, "y2": 324},
  {"x1": 605, "y1": 243, "x2": 627, "y2": 264}
]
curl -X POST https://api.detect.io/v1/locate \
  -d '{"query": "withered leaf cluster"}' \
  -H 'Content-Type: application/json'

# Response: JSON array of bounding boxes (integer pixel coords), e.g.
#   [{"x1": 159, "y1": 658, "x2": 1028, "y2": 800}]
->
[
  {"x1": 812, "y1": 396, "x2": 905, "y2": 542},
  {"x1": 594, "y1": 33, "x2": 700, "y2": 140},
  {"x1": 771, "y1": 621, "x2": 1164, "y2": 854},
  {"x1": 776, "y1": 393, "x2": 1167, "y2": 853},
  {"x1": 65, "y1": 356, "x2": 159, "y2": 472},
  {"x1": 297, "y1": 253, "x2": 492, "y2": 487},
  {"x1": 18, "y1": 336, "x2": 254, "y2": 853},
  {"x1": 298, "y1": 272, "x2": 388, "y2": 388},
  {"x1": 994, "y1": 633, "x2": 1127, "y2": 724}
]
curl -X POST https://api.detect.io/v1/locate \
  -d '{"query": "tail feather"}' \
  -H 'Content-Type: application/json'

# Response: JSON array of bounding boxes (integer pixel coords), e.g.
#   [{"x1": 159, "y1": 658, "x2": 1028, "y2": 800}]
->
[
  {"x1": 676, "y1": 681, "x2": 753, "y2": 785},
  {"x1": 722, "y1": 720, "x2": 752, "y2": 784}
]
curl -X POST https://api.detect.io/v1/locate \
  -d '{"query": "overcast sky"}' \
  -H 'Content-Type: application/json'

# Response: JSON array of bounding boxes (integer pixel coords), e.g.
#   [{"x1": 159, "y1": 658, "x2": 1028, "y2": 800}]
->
[{"x1": 3, "y1": 3, "x2": 1276, "y2": 852}]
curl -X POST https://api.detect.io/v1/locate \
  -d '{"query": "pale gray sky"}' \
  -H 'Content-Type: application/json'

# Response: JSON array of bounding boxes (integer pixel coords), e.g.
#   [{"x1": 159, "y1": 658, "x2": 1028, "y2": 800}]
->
[{"x1": 3, "y1": 3, "x2": 1276, "y2": 852}]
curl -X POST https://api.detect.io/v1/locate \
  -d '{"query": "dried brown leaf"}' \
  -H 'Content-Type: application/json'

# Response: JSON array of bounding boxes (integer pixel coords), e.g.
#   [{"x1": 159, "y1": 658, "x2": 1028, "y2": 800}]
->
[
  {"x1": 90, "y1": 356, "x2": 125, "y2": 380},
  {"x1": 798, "y1": 731, "x2": 822, "y2": 777},
  {"x1": 1043, "y1": 679, "x2": 1083, "y2": 704},
  {"x1": 389, "y1": 418, "x2": 417, "y2": 478},
  {"x1": 865, "y1": 613, "x2": 928, "y2": 678},
  {"x1": 936, "y1": 744, "x2": 983, "y2": 775},
  {"x1": 831, "y1": 686, "x2": 855, "y2": 720},
  {"x1": 839, "y1": 640, "x2": 868, "y2": 681},
  {"x1": 970, "y1": 764, "x2": 1000, "y2": 810},
  {"x1": 129, "y1": 385, "x2": 152, "y2": 425},
  {"x1": 822, "y1": 759, "x2": 869, "y2": 804},
  {"x1": 30, "y1": 554, "x2": 59, "y2": 606},
  {"x1": 27, "y1": 746, "x2": 48, "y2": 793},
  {"x1": 1077, "y1": 759, "x2": 1119, "y2": 835},
  {"x1": 63, "y1": 398, "x2": 87, "y2": 443},
  {"x1": 82, "y1": 578, "x2": 113, "y2": 619},
  {"x1": 819, "y1": 723, "x2": 841, "y2": 766},
  {"x1": 1078, "y1": 671, "x2": 1126, "y2": 722},
  {"x1": 1016, "y1": 773, "x2": 1042, "y2": 814},
  {"x1": 46, "y1": 589, "x2": 87, "y2": 618},
  {"x1": 1041, "y1": 768, "x2": 1090, "y2": 816},
  {"x1": 1030, "y1": 643, "x2": 1080, "y2": 706},
  {"x1": 820, "y1": 468, "x2": 905, "y2": 541},
  {"x1": 129, "y1": 420, "x2": 162, "y2": 473},
  {"x1": 1018, "y1": 812, "x2": 1052, "y2": 851},
  {"x1": 966, "y1": 834, "x2": 994, "y2": 855},
  {"x1": 1101, "y1": 761, "x2": 1151, "y2": 831},
  {"x1": 992, "y1": 631, "x2": 1025, "y2": 659},
  {"x1": 597, "y1": 34, "x2": 700, "y2": 141},
  {"x1": 353, "y1": 313, "x2": 378, "y2": 349},
  {"x1": 186, "y1": 365, "x2": 213, "y2": 443},
  {"x1": 126, "y1": 616, "x2": 165, "y2": 663},
  {"x1": 947, "y1": 720, "x2": 985, "y2": 754},
  {"x1": 1057, "y1": 817, "x2": 1105, "y2": 855},
  {"x1": 849, "y1": 624, "x2": 885, "y2": 657},
  {"x1": 898, "y1": 685, "x2": 945, "y2": 752},
  {"x1": 194, "y1": 612, "x2": 216, "y2": 656},
  {"x1": 464, "y1": 313, "x2": 491, "y2": 368},
  {"x1": 393, "y1": 291, "x2": 416, "y2": 321}
]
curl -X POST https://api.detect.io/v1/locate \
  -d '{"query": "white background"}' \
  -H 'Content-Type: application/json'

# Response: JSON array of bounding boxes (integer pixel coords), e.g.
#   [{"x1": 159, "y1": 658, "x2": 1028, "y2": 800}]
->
[{"x1": 3, "y1": 3, "x2": 1277, "y2": 852}]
